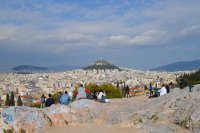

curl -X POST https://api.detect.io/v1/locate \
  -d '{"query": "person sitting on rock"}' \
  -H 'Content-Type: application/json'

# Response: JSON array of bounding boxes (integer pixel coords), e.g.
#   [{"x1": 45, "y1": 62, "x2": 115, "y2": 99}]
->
[
  {"x1": 92, "y1": 90, "x2": 98, "y2": 100},
  {"x1": 157, "y1": 85, "x2": 167, "y2": 96},
  {"x1": 165, "y1": 84, "x2": 170, "y2": 93},
  {"x1": 57, "y1": 92, "x2": 62, "y2": 104},
  {"x1": 45, "y1": 94, "x2": 54, "y2": 107},
  {"x1": 76, "y1": 84, "x2": 87, "y2": 100},
  {"x1": 97, "y1": 90, "x2": 111, "y2": 103},
  {"x1": 60, "y1": 91, "x2": 70, "y2": 105}
]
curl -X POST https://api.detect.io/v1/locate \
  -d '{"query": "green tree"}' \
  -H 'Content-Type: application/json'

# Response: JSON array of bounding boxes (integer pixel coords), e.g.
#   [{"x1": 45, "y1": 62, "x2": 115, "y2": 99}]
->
[
  {"x1": 85, "y1": 83, "x2": 122, "y2": 98},
  {"x1": 144, "y1": 85, "x2": 148, "y2": 91},
  {"x1": 9, "y1": 92, "x2": 15, "y2": 106},
  {"x1": 5, "y1": 94, "x2": 10, "y2": 106},
  {"x1": 177, "y1": 70, "x2": 200, "y2": 87},
  {"x1": 17, "y1": 96, "x2": 23, "y2": 106},
  {"x1": 99, "y1": 83, "x2": 122, "y2": 98}
]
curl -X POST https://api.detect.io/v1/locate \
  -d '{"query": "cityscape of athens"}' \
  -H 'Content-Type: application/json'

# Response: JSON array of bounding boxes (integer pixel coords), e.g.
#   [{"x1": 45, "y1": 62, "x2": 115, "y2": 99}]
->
[{"x1": 0, "y1": 0, "x2": 200, "y2": 133}]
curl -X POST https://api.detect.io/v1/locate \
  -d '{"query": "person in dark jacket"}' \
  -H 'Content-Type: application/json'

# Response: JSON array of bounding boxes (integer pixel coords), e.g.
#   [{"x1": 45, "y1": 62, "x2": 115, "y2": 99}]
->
[
  {"x1": 45, "y1": 94, "x2": 54, "y2": 107},
  {"x1": 165, "y1": 85, "x2": 170, "y2": 93}
]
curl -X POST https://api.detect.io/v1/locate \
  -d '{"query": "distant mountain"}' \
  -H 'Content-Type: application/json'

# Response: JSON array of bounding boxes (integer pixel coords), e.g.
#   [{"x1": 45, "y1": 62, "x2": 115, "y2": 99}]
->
[
  {"x1": 151, "y1": 60, "x2": 200, "y2": 71},
  {"x1": 48, "y1": 65, "x2": 82, "y2": 71},
  {"x1": 12, "y1": 65, "x2": 48, "y2": 72},
  {"x1": 83, "y1": 59, "x2": 121, "y2": 71}
]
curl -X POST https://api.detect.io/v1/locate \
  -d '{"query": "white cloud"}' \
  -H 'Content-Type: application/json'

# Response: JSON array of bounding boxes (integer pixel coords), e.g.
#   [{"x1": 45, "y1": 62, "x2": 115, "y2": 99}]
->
[
  {"x1": 102, "y1": 29, "x2": 168, "y2": 46},
  {"x1": 0, "y1": 0, "x2": 200, "y2": 53},
  {"x1": 180, "y1": 24, "x2": 200, "y2": 36}
]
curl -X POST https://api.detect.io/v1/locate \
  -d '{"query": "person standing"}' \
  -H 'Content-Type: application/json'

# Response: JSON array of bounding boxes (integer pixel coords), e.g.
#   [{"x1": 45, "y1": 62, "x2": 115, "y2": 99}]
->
[
  {"x1": 189, "y1": 84, "x2": 194, "y2": 92},
  {"x1": 149, "y1": 83, "x2": 153, "y2": 96},
  {"x1": 45, "y1": 94, "x2": 54, "y2": 107},
  {"x1": 60, "y1": 91, "x2": 70, "y2": 105},
  {"x1": 125, "y1": 85, "x2": 130, "y2": 98},
  {"x1": 40, "y1": 94, "x2": 46, "y2": 108}
]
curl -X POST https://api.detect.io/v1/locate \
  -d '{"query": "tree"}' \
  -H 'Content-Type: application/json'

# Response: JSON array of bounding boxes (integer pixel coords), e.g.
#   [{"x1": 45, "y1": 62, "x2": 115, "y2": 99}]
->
[
  {"x1": 9, "y1": 92, "x2": 15, "y2": 106},
  {"x1": 85, "y1": 83, "x2": 122, "y2": 98},
  {"x1": 144, "y1": 85, "x2": 148, "y2": 91},
  {"x1": 5, "y1": 94, "x2": 10, "y2": 106},
  {"x1": 17, "y1": 96, "x2": 23, "y2": 106}
]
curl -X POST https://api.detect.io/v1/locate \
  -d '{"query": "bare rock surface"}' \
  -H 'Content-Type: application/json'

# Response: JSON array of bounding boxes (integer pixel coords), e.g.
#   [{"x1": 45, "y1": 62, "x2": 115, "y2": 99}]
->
[{"x1": 1, "y1": 85, "x2": 200, "y2": 133}]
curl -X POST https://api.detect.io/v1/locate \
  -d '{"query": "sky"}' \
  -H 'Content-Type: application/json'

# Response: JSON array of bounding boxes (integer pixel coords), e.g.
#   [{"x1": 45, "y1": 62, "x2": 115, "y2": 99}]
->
[{"x1": 0, "y1": 0, "x2": 200, "y2": 70}]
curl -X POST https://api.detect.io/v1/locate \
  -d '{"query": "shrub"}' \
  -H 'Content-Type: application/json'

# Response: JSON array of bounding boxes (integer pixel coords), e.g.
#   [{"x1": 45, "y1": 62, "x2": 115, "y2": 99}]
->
[
  {"x1": 52, "y1": 92, "x2": 62, "y2": 104},
  {"x1": 30, "y1": 104, "x2": 41, "y2": 108},
  {"x1": 85, "y1": 83, "x2": 122, "y2": 98}
]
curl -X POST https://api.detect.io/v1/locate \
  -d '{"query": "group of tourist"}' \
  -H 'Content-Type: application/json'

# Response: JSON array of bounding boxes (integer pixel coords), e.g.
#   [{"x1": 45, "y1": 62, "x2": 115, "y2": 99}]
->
[
  {"x1": 148, "y1": 83, "x2": 171, "y2": 98},
  {"x1": 40, "y1": 84, "x2": 110, "y2": 108}
]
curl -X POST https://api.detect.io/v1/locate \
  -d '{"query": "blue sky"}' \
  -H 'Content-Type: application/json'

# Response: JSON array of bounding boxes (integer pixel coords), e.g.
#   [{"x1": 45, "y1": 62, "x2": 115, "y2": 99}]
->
[{"x1": 0, "y1": 0, "x2": 200, "y2": 70}]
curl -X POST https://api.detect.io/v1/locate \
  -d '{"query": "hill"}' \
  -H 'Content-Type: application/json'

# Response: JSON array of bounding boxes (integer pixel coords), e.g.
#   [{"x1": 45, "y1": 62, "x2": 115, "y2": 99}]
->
[
  {"x1": 12, "y1": 65, "x2": 48, "y2": 72},
  {"x1": 48, "y1": 65, "x2": 82, "y2": 71},
  {"x1": 83, "y1": 59, "x2": 121, "y2": 71},
  {"x1": 151, "y1": 59, "x2": 200, "y2": 71}
]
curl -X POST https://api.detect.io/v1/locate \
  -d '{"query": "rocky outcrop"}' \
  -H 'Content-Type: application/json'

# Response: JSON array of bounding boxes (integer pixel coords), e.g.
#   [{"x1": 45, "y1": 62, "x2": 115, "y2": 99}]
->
[
  {"x1": 1, "y1": 85, "x2": 200, "y2": 133},
  {"x1": 1, "y1": 100, "x2": 101, "y2": 133},
  {"x1": 131, "y1": 85, "x2": 200, "y2": 133}
]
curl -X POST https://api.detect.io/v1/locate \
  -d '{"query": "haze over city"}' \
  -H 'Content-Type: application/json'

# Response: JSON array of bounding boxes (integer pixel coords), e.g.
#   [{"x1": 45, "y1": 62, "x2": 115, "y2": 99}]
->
[{"x1": 0, "y1": 0, "x2": 200, "y2": 70}]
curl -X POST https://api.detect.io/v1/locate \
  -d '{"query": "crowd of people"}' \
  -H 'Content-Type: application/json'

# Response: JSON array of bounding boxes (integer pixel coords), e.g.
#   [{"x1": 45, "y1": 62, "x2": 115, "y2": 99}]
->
[{"x1": 40, "y1": 84, "x2": 110, "y2": 108}]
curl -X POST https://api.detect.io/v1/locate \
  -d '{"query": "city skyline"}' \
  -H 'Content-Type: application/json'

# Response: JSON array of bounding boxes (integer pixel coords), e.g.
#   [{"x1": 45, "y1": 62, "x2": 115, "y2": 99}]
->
[{"x1": 0, "y1": 0, "x2": 200, "y2": 70}]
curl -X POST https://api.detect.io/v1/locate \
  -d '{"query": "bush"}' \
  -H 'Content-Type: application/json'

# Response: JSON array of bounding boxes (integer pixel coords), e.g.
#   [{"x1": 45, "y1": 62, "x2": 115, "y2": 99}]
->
[
  {"x1": 85, "y1": 83, "x2": 122, "y2": 98},
  {"x1": 30, "y1": 103, "x2": 41, "y2": 108},
  {"x1": 52, "y1": 92, "x2": 63, "y2": 104}
]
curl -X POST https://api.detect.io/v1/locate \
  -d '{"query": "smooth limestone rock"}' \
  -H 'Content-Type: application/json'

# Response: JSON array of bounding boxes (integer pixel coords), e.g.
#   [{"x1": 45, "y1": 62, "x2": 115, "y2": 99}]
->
[
  {"x1": 2, "y1": 106, "x2": 50, "y2": 133},
  {"x1": 1, "y1": 99, "x2": 99, "y2": 133}
]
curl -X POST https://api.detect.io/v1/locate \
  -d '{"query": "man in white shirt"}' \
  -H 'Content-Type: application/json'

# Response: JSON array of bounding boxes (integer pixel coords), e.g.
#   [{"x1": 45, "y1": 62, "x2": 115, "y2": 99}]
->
[
  {"x1": 158, "y1": 85, "x2": 167, "y2": 96},
  {"x1": 97, "y1": 91, "x2": 111, "y2": 103}
]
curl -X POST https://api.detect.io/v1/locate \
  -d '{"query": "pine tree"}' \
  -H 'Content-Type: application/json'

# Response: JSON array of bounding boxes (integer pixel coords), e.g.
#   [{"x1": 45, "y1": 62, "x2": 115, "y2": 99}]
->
[
  {"x1": 5, "y1": 94, "x2": 10, "y2": 106},
  {"x1": 9, "y1": 92, "x2": 15, "y2": 106},
  {"x1": 17, "y1": 96, "x2": 23, "y2": 106}
]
